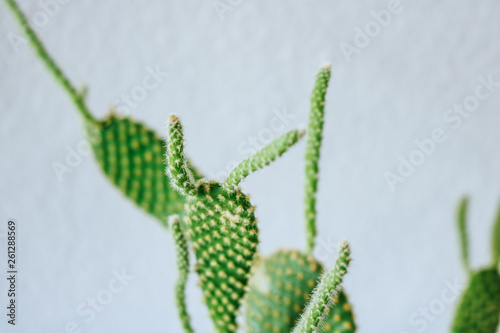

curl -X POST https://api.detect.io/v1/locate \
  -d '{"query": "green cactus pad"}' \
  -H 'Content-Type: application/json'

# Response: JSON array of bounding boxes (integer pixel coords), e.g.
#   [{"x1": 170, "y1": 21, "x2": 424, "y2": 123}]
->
[
  {"x1": 183, "y1": 181, "x2": 259, "y2": 332},
  {"x1": 245, "y1": 249, "x2": 356, "y2": 333},
  {"x1": 86, "y1": 114, "x2": 199, "y2": 226},
  {"x1": 452, "y1": 268, "x2": 500, "y2": 333}
]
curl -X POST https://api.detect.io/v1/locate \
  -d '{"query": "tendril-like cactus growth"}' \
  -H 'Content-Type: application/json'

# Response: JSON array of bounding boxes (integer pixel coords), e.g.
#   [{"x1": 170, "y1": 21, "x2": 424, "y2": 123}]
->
[
  {"x1": 452, "y1": 197, "x2": 500, "y2": 333},
  {"x1": 305, "y1": 65, "x2": 331, "y2": 254},
  {"x1": 170, "y1": 215, "x2": 194, "y2": 333},
  {"x1": 4, "y1": 0, "x2": 201, "y2": 226},
  {"x1": 292, "y1": 241, "x2": 352, "y2": 333},
  {"x1": 166, "y1": 115, "x2": 303, "y2": 333},
  {"x1": 245, "y1": 250, "x2": 355, "y2": 333},
  {"x1": 224, "y1": 129, "x2": 305, "y2": 191}
]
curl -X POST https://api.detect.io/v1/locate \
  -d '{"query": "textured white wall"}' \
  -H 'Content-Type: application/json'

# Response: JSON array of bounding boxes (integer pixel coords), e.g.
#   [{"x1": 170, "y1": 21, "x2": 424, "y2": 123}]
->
[{"x1": 1, "y1": 0, "x2": 500, "y2": 332}]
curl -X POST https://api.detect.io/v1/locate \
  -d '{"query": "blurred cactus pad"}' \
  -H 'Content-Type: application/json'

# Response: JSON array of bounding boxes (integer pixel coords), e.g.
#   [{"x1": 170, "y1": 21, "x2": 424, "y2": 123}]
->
[
  {"x1": 452, "y1": 198, "x2": 500, "y2": 333},
  {"x1": 85, "y1": 114, "x2": 202, "y2": 225},
  {"x1": 246, "y1": 250, "x2": 355, "y2": 333}
]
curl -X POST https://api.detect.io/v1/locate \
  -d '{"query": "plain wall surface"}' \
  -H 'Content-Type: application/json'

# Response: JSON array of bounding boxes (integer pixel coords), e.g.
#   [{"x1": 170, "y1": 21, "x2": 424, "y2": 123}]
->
[{"x1": 1, "y1": 0, "x2": 500, "y2": 332}]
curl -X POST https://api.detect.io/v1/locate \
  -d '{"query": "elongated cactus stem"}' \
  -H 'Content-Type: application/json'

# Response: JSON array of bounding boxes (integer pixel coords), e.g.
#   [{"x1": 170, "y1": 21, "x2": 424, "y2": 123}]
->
[
  {"x1": 224, "y1": 129, "x2": 305, "y2": 191},
  {"x1": 305, "y1": 65, "x2": 331, "y2": 254},
  {"x1": 457, "y1": 197, "x2": 471, "y2": 274},
  {"x1": 491, "y1": 198, "x2": 500, "y2": 266},
  {"x1": 170, "y1": 215, "x2": 194, "y2": 333},
  {"x1": 4, "y1": 0, "x2": 96, "y2": 125}
]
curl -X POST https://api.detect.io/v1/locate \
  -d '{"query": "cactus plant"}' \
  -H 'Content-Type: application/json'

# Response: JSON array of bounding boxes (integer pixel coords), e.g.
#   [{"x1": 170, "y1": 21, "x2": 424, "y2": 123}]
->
[
  {"x1": 14, "y1": 1, "x2": 500, "y2": 332},
  {"x1": 244, "y1": 65, "x2": 356, "y2": 333},
  {"x1": 452, "y1": 197, "x2": 500, "y2": 333},
  {"x1": 5, "y1": 2, "x2": 356, "y2": 331}
]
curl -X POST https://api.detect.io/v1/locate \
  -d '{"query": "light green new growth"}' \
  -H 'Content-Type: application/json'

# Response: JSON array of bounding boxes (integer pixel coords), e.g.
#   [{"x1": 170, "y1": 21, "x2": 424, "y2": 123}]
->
[
  {"x1": 305, "y1": 65, "x2": 331, "y2": 254},
  {"x1": 166, "y1": 115, "x2": 303, "y2": 333},
  {"x1": 224, "y1": 129, "x2": 305, "y2": 191},
  {"x1": 166, "y1": 115, "x2": 196, "y2": 196},
  {"x1": 4, "y1": 0, "x2": 96, "y2": 125},
  {"x1": 457, "y1": 197, "x2": 471, "y2": 274},
  {"x1": 491, "y1": 199, "x2": 500, "y2": 266},
  {"x1": 170, "y1": 215, "x2": 193, "y2": 333},
  {"x1": 292, "y1": 241, "x2": 351, "y2": 333}
]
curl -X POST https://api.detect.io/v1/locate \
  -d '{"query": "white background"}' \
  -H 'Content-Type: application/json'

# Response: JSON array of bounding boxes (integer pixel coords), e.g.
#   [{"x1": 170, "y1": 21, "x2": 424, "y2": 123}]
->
[{"x1": 1, "y1": 0, "x2": 500, "y2": 332}]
